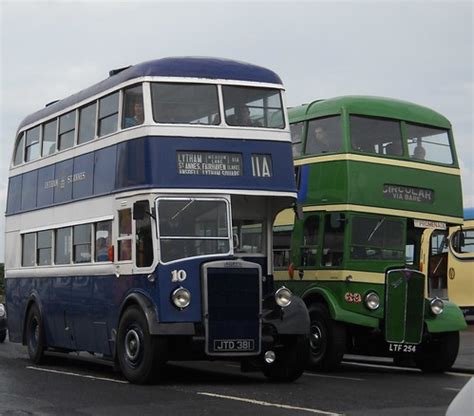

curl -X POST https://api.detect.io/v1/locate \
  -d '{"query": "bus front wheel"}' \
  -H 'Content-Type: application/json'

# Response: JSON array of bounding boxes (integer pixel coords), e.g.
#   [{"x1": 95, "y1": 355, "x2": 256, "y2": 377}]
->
[
  {"x1": 117, "y1": 306, "x2": 166, "y2": 384},
  {"x1": 262, "y1": 335, "x2": 309, "y2": 382},
  {"x1": 308, "y1": 303, "x2": 346, "y2": 370},
  {"x1": 26, "y1": 304, "x2": 46, "y2": 364},
  {"x1": 414, "y1": 331, "x2": 459, "y2": 373}
]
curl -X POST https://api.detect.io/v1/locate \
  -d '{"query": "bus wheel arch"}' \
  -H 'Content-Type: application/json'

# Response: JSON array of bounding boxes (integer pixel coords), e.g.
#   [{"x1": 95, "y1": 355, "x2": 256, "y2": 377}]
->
[
  {"x1": 116, "y1": 304, "x2": 167, "y2": 384},
  {"x1": 25, "y1": 302, "x2": 46, "y2": 364},
  {"x1": 304, "y1": 299, "x2": 346, "y2": 371},
  {"x1": 414, "y1": 331, "x2": 460, "y2": 373},
  {"x1": 262, "y1": 334, "x2": 309, "y2": 382}
]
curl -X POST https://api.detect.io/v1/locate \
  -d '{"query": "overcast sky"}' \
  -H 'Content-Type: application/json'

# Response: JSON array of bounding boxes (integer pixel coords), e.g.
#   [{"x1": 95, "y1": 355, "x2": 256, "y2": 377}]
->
[{"x1": 0, "y1": 0, "x2": 472, "y2": 262}]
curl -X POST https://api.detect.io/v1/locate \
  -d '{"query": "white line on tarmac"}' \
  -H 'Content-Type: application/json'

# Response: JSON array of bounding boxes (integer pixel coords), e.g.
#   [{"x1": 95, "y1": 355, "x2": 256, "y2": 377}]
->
[
  {"x1": 197, "y1": 392, "x2": 343, "y2": 415},
  {"x1": 445, "y1": 372, "x2": 474, "y2": 378},
  {"x1": 345, "y1": 362, "x2": 473, "y2": 378},
  {"x1": 344, "y1": 361, "x2": 420, "y2": 372},
  {"x1": 444, "y1": 387, "x2": 461, "y2": 392},
  {"x1": 304, "y1": 372, "x2": 364, "y2": 381},
  {"x1": 26, "y1": 366, "x2": 129, "y2": 384}
]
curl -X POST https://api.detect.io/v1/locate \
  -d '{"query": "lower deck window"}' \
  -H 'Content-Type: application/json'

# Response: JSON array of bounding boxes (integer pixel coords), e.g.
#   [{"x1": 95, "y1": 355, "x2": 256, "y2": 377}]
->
[
  {"x1": 157, "y1": 198, "x2": 230, "y2": 263},
  {"x1": 37, "y1": 230, "x2": 52, "y2": 265},
  {"x1": 22, "y1": 233, "x2": 35, "y2": 267},
  {"x1": 73, "y1": 224, "x2": 92, "y2": 263},
  {"x1": 350, "y1": 216, "x2": 404, "y2": 260}
]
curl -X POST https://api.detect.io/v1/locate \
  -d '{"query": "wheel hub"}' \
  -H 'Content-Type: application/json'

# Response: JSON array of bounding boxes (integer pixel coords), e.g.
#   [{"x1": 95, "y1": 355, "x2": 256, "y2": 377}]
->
[
  {"x1": 125, "y1": 329, "x2": 141, "y2": 362},
  {"x1": 310, "y1": 324, "x2": 324, "y2": 354}
]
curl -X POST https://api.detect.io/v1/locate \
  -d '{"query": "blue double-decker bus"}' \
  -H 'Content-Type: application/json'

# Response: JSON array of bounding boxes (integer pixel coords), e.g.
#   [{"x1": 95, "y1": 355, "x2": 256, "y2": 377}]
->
[{"x1": 5, "y1": 57, "x2": 309, "y2": 383}]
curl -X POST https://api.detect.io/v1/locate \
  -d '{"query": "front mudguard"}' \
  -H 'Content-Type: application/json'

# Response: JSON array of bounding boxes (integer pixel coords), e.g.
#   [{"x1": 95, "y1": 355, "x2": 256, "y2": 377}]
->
[
  {"x1": 261, "y1": 294, "x2": 309, "y2": 335},
  {"x1": 425, "y1": 300, "x2": 467, "y2": 333}
]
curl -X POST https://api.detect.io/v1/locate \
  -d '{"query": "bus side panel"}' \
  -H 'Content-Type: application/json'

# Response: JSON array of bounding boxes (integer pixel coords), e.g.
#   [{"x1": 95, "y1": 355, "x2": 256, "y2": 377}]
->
[{"x1": 5, "y1": 277, "x2": 55, "y2": 345}]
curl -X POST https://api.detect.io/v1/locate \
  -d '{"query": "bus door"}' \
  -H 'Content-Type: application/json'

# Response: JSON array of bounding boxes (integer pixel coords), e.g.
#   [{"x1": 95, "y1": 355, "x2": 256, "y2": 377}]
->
[
  {"x1": 406, "y1": 220, "x2": 424, "y2": 270},
  {"x1": 426, "y1": 229, "x2": 449, "y2": 299}
]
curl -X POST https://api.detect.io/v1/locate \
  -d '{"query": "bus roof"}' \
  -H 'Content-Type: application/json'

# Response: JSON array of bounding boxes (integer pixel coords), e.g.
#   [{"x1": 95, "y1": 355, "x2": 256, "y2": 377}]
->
[
  {"x1": 288, "y1": 95, "x2": 451, "y2": 129},
  {"x1": 18, "y1": 57, "x2": 283, "y2": 130}
]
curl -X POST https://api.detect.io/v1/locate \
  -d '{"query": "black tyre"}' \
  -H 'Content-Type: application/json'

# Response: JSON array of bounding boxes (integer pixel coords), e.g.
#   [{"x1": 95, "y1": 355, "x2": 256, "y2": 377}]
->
[
  {"x1": 262, "y1": 335, "x2": 309, "y2": 382},
  {"x1": 26, "y1": 304, "x2": 46, "y2": 364},
  {"x1": 414, "y1": 331, "x2": 459, "y2": 373},
  {"x1": 308, "y1": 303, "x2": 346, "y2": 370},
  {"x1": 0, "y1": 329, "x2": 6, "y2": 343},
  {"x1": 117, "y1": 306, "x2": 167, "y2": 384}
]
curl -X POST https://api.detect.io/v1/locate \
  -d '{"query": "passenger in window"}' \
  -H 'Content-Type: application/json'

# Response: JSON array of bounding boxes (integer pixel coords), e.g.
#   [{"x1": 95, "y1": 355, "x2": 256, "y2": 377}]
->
[
  {"x1": 231, "y1": 105, "x2": 261, "y2": 127},
  {"x1": 312, "y1": 126, "x2": 332, "y2": 153},
  {"x1": 124, "y1": 102, "x2": 144, "y2": 128},
  {"x1": 96, "y1": 237, "x2": 109, "y2": 262},
  {"x1": 412, "y1": 138, "x2": 426, "y2": 160}
]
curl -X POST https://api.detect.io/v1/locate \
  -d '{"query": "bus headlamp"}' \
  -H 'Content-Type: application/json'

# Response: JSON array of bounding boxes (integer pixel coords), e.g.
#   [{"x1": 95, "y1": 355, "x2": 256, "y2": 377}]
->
[
  {"x1": 0, "y1": 304, "x2": 5, "y2": 318},
  {"x1": 364, "y1": 292, "x2": 380, "y2": 310},
  {"x1": 171, "y1": 287, "x2": 191, "y2": 309},
  {"x1": 275, "y1": 287, "x2": 292, "y2": 308},
  {"x1": 430, "y1": 298, "x2": 444, "y2": 315}
]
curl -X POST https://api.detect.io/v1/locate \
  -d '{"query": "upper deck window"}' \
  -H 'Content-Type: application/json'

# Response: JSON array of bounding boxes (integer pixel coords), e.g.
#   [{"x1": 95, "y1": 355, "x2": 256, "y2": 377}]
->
[
  {"x1": 59, "y1": 111, "x2": 76, "y2": 151},
  {"x1": 157, "y1": 198, "x2": 230, "y2": 263},
  {"x1": 290, "y1": 122, "x2": 304, "y2": 157},
  {"x1": 151, "y1": 83, "x2": 219, "y2": 125},
  {"x1": 350, "y1": 116, "x2": 403, "y2": 156},
  {"x1": 13, "y1": 133, "x2": 25, "y2": 166},
  {"x1": 406, "y1": 123, "x2": 453, "y2": 165},
  {"x1": 122, "y1": 85, "x2": 144, "y2": 129},
  {"x1": 25, "y1": 126, "x2": 40, "y2": 162},
  {"x1": 42, "y1": 119, "x2": 57, "y2": 156},
  {"x1": 223, "y1": 86, "x2": 284, "y2": 129},
  {"x1": 305, "y1": 116, "x2": 343, "y2": 155},
  {"x1": 78, "y1": 102, "x2": 97, "y2": 144},
  {"x1": 98, "y1": 92, "x2": 119, "y2": 137}
]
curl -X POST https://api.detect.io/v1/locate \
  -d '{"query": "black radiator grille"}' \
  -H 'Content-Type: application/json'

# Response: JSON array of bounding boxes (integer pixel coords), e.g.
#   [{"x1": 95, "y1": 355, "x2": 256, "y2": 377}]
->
[{"x1": 204, "y1": 267, "x2": 261, "y2": 355}]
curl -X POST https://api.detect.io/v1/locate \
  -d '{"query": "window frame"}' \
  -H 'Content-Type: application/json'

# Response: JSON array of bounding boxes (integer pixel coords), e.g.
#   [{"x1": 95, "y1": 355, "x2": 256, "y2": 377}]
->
[
  {"x1": 58, "y1": 110, "x2": 77, "y2": 151},
  {"x1": 155, "y1": 196, "x2": 232, "y2": 264},
  {"x1": 450, "y1": 227, "x2": 474, "y2": 259}
]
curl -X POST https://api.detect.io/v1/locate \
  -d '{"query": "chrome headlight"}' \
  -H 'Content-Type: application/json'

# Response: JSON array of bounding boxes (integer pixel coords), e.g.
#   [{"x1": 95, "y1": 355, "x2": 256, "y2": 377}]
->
[
  {"x1": 430, "y1": 297, "x2": 444, "y2": 315},
  {"x1": 275, "y1": 286, "x2": 292, "y2": 308},
  {"x1": 0, "y1": 304, "x2": 6, "y2": 318},
  {"x1": 364, "y1": 292, "x2": 380, "y2": 310},
  {"x1": 171, "y1": 287, "x2": 191, "y2": 309}
]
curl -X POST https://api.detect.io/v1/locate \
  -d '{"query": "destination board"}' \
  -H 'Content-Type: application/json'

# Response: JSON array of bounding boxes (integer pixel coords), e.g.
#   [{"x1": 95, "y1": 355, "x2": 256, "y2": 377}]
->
[
  {"x1": 177, "y1": 151, "x2": 242, "y2": 176},
  {"x1": 383, "y1": 184, "x2": 434, "y2": 204}
]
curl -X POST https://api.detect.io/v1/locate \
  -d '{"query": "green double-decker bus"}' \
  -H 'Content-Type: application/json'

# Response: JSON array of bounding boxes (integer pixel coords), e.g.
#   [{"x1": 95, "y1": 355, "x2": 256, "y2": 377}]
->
[{"x1": 273, "y1": 96, "x2": 467, "y2": 372}]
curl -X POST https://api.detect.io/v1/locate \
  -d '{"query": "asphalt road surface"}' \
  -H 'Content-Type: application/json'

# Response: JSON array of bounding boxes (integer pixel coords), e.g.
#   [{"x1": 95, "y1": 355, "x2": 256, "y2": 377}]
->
[{"x1": 0, "y1": 338, "x2": 471, "y2": 416}]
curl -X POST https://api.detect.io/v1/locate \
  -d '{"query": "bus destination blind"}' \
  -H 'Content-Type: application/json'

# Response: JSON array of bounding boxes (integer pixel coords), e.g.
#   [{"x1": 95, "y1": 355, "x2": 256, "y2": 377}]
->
[{"x1": 177, "y1": 151, "x2": 242, "y2": 176}]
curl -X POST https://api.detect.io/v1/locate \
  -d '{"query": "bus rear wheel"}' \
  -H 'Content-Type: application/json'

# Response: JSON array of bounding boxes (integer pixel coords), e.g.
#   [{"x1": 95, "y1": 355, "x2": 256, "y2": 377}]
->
[
  {"x1": 262, "y1": 335, "x2": 309, "y2": 382},
  {"x1": 414, "y1": 331, "x2": 459, "y2": 373},
  {"x1": 26, "y1": 304, "x2": 46, "y2": 364},
  {"x1": 308, "y1": 303, "x2": 346, "y2": 370},
  {"x1": 117, "y1": 306, "x2": 166, "y2": 384}
]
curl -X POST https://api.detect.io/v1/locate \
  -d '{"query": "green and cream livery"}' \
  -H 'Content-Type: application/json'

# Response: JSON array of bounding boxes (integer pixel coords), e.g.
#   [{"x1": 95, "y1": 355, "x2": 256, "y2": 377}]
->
[{"x1": 272, "y1": 95, "x2": 467, "y2": 372}]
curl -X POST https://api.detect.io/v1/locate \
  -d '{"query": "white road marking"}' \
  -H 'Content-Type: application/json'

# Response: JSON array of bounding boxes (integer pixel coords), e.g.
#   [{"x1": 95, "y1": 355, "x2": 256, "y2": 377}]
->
[
  {"x1": 444, "y1": 387, "x2": 461, "y2": 392},
  {"x1": 345, "y1": 362, "x2": 473, "y2": 378},
  {"x1": 344, "y1": 361, "x2": 421, "y2": 372},
  {"x1": 445, "y1": 372, "x2": 474, "y2": 378},
  {"x1": 304, "y1": 372, "x2": 364, "y2": 381},
  {"x1": 26, "y1": 366, "x2": 129, "y2": 384},
  {"x1": 197, "y1": 392, "x2": 343, "y2": 415}
]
